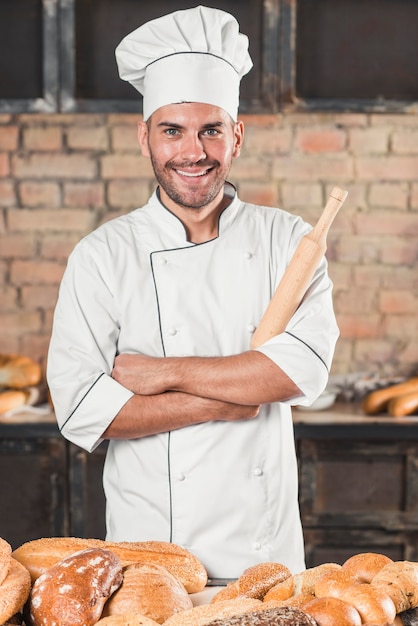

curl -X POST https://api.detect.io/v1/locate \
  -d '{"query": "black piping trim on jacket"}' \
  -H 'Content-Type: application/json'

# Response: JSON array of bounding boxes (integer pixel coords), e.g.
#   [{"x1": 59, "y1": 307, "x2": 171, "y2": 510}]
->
[
  {"x1": 285, "y1": 331, "x2": 329, "y2": 372},
  {"x1": 59, "y1": 372, "x2": 105, "y2": 431}
]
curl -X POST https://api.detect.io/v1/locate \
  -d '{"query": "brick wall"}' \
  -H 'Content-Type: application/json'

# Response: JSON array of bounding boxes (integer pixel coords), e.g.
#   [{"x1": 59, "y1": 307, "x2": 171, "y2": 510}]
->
[{"x1": 0, "y1": 112, "x2": 417, "y2": 379}]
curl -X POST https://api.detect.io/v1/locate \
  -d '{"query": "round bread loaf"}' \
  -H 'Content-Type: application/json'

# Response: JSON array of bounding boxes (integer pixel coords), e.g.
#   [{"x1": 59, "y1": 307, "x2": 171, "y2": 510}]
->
[
  {"x1": 303, "y1": 596, "x2": 362, "y2": 626},
  {"x1": 189, "y1": 606, "x2": 318, "y2": 625},
  {"x1": 0, "y1": 558, "x2": 31, "y2": 625},
  {"x1": 339, "y1": 582, "x2": 396, "y2": 625},
  {"x1": 0, "y1": 537, "x2": 12, "y2": 586},
  {"x1": 211, "y1": 563, "x2": 292, "y2": 603},
  {"x1": 0, "y1": 354, "x2": 42, "y2": 389},
  {"x1": 342, "y1": 552, "x2": 393, "y2": 583},
  {"x1": 101, "y1": 561, "x2": 193, "y2": 624},
  {"x1": 27, "y1": 547, "x2": 123, "y2": 626},
  {"x1": 12, "y1": 536, "x2": 207, "y2": 593}
]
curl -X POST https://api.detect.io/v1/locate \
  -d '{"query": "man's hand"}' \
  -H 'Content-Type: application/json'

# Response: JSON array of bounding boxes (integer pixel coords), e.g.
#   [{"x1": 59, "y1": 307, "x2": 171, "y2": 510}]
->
[{"x1": 112, "y1": 353, "x2": 173, "y2": 395}]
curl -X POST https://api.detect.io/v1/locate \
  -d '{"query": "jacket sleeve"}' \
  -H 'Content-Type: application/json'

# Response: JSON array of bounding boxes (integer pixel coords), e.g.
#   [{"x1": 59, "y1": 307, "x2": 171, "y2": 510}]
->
[
  {"x1": 47, "y1": 239, "x2": 134, "y2": 452},
  {"x1": 254, "y1": 220, "x2": 340, "y2": 407}
]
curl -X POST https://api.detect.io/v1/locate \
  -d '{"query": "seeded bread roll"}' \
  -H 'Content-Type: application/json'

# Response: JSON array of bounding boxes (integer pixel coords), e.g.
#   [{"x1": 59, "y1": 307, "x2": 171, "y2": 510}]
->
[
  {"x1": 163, "y1": 598, "x2": 264, "y2": 626},
  {"x1": 12, "y1": 536, "x2": 207, "y2": 593},
  {"x1": 211, "y1": 563, "x2": 292, "y2": 603},
  {"x1": 101, "y1": 562, "x2": 193, "y2": 624},
  {"x1": 26, "y1": 548, "x2": 123, "y2": 626},
  {"x1": 0, "y1": 558, "x2": 31, "y2": 625}
]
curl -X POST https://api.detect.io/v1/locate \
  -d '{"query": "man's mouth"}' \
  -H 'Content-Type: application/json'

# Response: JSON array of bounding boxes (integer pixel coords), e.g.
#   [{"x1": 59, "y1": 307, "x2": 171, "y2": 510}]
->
[{"x1": 174, "y1": 167, "x2": 212, "y2": 178}]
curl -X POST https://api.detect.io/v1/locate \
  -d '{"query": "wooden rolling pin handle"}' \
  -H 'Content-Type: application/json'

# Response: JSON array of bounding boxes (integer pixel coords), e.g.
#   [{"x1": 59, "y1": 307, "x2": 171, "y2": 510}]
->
[{"x1": 250, "y1": 186, "x2": 348, "y2": 349}]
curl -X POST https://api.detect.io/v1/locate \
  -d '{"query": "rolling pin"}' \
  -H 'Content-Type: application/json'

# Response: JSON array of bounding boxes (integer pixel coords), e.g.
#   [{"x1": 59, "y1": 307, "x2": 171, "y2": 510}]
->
[{"x1": 250, "y1": 186, "x2": 348, "y2": 349}]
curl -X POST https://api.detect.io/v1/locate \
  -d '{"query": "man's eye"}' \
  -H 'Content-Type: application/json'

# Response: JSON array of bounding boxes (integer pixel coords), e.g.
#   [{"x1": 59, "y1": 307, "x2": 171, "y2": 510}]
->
[
  {"x1": 165, "y1": 128, "x2": 179, "y2": 136},
  {"x1": 204, "y1": 129, "x2": 219, "y2": 136}
]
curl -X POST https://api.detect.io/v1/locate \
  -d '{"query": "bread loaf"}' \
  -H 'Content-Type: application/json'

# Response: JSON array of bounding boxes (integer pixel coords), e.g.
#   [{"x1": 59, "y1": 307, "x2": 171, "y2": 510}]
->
[
  {"x1": 0, "y1": 558, "x2": 31, "y2": 625},
  {"x1": 342, "y1": 552, "x2": 393, "y2": 583},
  {"x1": 12, "y1": 536, "x2": 207, "y2": 593},
  {"x1": 101, "y1": 562, "x2": 193, "y2": 624},
  {"x1": 182, "y1": 606, "x2": 318, "y2": 626},
  {"x1": 0, "y1": 354, "x2": 41, "y2": 389},
  {"x1": 0, "y1": 390, "x2": 29, "y2": 415},
  {"x1": 26, "y1": 547, "x2": 123, "y2": 626},
  {"x1": 371, "y1": 560, "x2": 418, "y2": 613},
  {"x1": 314, "y1": 569, "x2": 359, "y2": 599},
  {"x1": 388, "y1": 390, "x2": 418, "y2": 417},
  {"x1": 211, "y1": 563, "x2": 292, "y2": 603},
  {"x1": 303, "y1": 596, "x2": 362, "y2": 626},
  {"x1": 361, "y1": 378, "x2": 418, "y2": 415},
  {"x1": 0, "y1": 537, "x2": 12, "y2": 586},
  {"x1": 163, "y1": 598, "x2": 264, "y2": 626}
]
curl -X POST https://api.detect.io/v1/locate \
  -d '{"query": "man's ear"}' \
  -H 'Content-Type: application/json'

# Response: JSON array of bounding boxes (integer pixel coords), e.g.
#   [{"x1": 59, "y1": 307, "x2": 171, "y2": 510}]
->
[
  {"x1": 137, "y1": 121, "x2": 150, "y2": 157},
  {"x1": 232, "y1": 120, "x2": 244, "y2": 158}
]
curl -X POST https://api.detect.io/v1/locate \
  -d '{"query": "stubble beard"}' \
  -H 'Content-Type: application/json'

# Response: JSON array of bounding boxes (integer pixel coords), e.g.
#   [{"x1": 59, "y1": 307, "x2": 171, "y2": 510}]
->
[{"x1": 150, "y1": 155, "x2": 230, "y2": 210}]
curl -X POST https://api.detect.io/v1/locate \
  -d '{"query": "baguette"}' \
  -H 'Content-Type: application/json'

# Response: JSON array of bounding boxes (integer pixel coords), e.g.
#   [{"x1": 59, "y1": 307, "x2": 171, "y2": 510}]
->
[
  {"x1": 12, "y1": 536, "x2": 207, "y2": 593},
  {"x1": 361, "y1": 378, "x2": 418, "y2": 415},
  {"x1": 388, "y1": 390, "x2": 418, "y2": 417}
]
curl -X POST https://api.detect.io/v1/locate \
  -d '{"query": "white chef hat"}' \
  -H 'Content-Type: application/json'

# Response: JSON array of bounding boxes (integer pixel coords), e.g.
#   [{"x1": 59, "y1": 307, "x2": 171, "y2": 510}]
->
[{"x1": 115, "y1": 5, "x2": 253, "y2": 121}]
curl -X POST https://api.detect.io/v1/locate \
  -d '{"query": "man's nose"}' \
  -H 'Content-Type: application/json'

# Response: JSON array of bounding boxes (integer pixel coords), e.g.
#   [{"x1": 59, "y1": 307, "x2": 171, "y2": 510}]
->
[{"x1": 180, "y1": 133, "x2": 207, "y2": 162}]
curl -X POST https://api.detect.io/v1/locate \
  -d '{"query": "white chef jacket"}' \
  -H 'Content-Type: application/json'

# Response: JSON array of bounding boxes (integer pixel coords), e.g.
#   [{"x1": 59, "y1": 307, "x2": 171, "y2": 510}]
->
[{"x1": 47, "y1": 183, "x2": 339, "y2": 578}]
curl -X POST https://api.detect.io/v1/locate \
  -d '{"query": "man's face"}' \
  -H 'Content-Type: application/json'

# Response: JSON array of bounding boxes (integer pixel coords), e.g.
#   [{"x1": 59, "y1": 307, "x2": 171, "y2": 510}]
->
[{"x1": 137, "y1": 102, "x2": 244, "y2": 213}]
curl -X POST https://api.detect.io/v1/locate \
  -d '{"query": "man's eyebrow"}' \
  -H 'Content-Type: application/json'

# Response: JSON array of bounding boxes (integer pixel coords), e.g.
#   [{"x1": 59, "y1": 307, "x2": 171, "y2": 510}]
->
[{"x1": 156, "y1": 121, "x2": 225, "y2": 129}]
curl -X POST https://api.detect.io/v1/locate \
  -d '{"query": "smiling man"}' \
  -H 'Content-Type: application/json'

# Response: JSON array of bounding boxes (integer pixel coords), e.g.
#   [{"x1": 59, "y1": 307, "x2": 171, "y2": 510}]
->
[{"x1": 47, "y1": 6, "x2": 339, "y2": 579}]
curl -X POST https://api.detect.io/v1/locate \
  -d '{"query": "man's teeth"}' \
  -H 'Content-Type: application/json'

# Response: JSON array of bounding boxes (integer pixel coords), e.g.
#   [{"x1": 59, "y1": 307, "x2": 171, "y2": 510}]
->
[{"x1": 176, "y1": 169, "x2": 208, "y2": 177}]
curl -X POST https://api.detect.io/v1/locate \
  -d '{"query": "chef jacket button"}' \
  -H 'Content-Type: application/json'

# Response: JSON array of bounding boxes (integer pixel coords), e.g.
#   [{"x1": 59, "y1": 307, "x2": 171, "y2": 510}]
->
[
  {"x1": 253, "y1": 467, "x2": 263, "y2": 477},
  {"x1": 168, "y1": 327, "x2": 177, "y2": 336},
  {"x1": 176, "y1": 473, "x2": 185, "y2": 481},
  {"x1": 160, "y1": 257, "x2": 167, "y2": 265},
  {"x1": 253, "y1": 542, "x2": 262, "y2": 551},
  {"x1": 244, "y1": 251, "x2": 253, "y2": 259},
  {"x1": 247, "y1": 323, "x2": 256, "y2": 333}
]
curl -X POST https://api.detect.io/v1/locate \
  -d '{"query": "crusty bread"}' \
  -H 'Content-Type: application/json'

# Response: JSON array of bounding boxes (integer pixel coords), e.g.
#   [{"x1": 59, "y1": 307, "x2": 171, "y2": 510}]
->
[
  {"x1": 0, "y1": 354, "x2": 41, "y2": 389},
  {"x1": 339, "y1": 582, "x2": 396, "y2": 625},
  {"x1": 101, "y1": 562, "x2": 193, "y2": 624},
  {"x1": 97, "y1": 614, "x2": 161, "y2": 625},
  {"x1": 303, "y1": 596, "x2": 362, "y2": 626},
  {"x1": 0, "y1": 558, "x2": 31, "y2": 625},
  {"x1": 342, "y1": 552, "x2": 393, "y2": 583},
  {"x1": 371, "y1": 560, "x2": 418, "y2": 612},
  {"x1": 183, "y1": 606, "x2": 318, "y2": 626},
  {"x1": 26, "y1": 548, "x2": 123, "y2": 626},
  {"x1": 388, "y1": 390, "x2": 418, "y2": 417},
  {"x1": 12, "y1": 536, "x2": 207, "y2": 593},
  {"x1": 0, "y1": 537, "x2": 12, "y2": 586},
  {"x1": 211, "y1": 563, "x2": 292, "y2": 603},
  {"x1": 163, "y1": 598, "x2": 264, "y2": 626}
]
